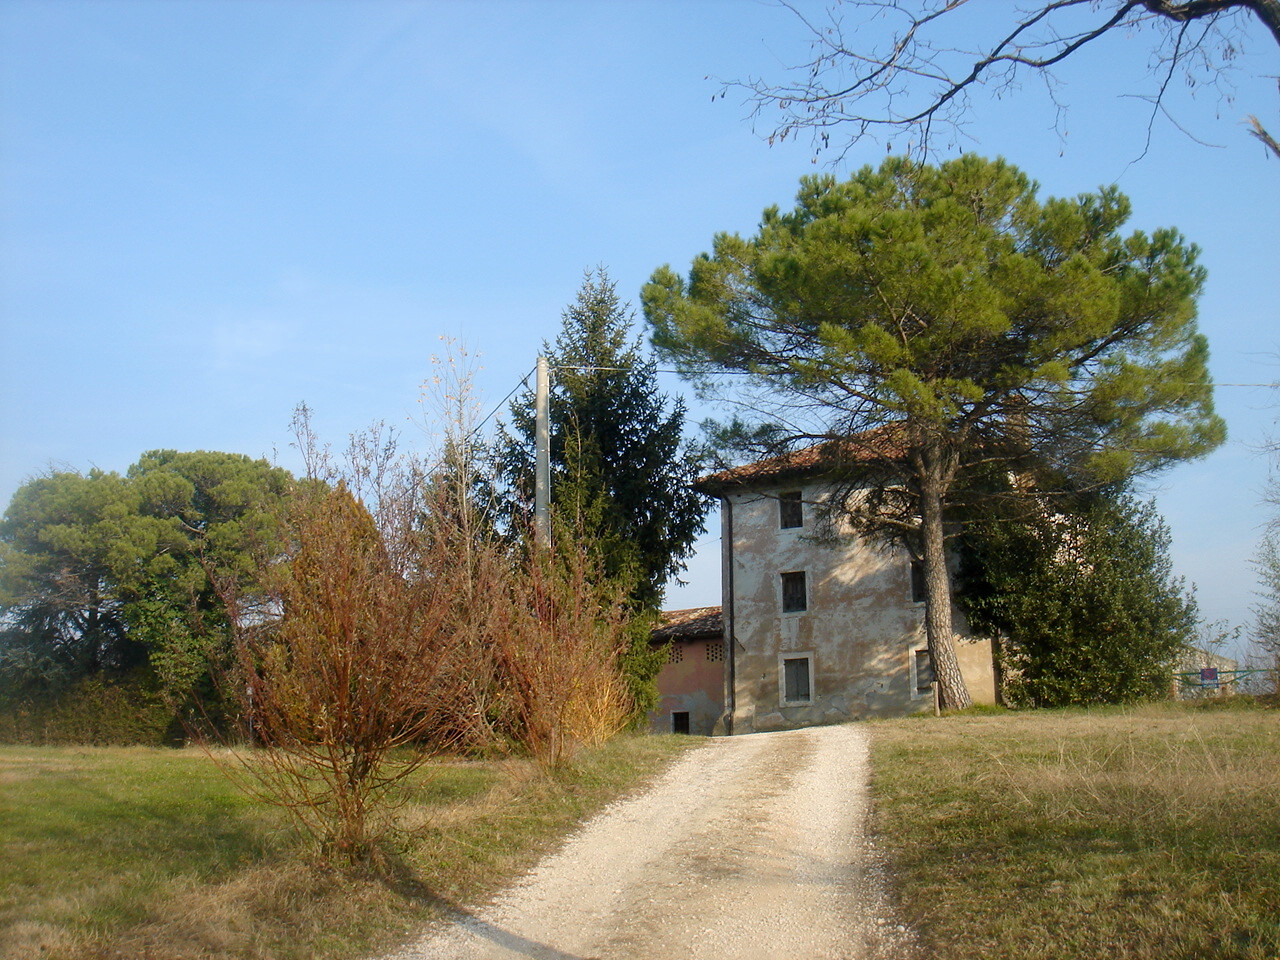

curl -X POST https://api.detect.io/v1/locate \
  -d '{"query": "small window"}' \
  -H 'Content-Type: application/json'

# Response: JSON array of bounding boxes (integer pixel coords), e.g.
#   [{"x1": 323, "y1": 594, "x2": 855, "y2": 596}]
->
[
  {"x1": 783, "y1": 656, "x2": 812, "y2": 703},
  {"x1": 706, "y1": 641, "x2": 724, "y2": 662},
  {"x1": 668, "y1": 644, "x2": 683, "y2": 664},
  {"x1": 672, "y1": 711, "x2": 691, "y2": 735},
  {"x1": 913, "y1": 647, "x2": 935, "y2": 697},
  {"x1": 781, "y1": 571, "x2": 807, "y2": 613},
  {"x1": 910, "y1": 560, "x2": 927, "y2": 604},
  {"x1": 779, "y1": 491, "x2": 803, "y2": 529}
]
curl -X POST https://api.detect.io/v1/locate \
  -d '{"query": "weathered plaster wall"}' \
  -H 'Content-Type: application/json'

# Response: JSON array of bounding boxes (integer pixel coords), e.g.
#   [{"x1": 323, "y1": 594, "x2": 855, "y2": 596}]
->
[
  {"x1": 955, "y1": 638, "x2": 998, "y2": 706},
  {"x1": 648, "y1": 638, "x2": 724, "y2": 735},
  {"x1": 724, "y1": 483, "x2": 995, "y2": 733}
]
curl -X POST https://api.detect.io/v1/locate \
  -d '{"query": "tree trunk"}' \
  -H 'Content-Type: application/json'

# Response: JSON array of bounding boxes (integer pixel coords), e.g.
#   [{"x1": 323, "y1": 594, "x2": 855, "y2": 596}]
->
[{"x1": 919, "y1": 450, "x2": 973, "y2": 711}]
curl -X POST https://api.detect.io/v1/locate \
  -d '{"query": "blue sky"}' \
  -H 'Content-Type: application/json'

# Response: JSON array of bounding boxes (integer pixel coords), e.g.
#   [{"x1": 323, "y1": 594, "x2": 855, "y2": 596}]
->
[{"x1": 2, "y1": 1, "x2": 1277, "y2": 652}]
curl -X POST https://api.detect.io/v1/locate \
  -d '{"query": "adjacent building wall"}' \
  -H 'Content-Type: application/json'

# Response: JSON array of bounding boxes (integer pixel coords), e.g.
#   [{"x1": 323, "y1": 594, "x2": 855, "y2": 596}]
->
[
  {"x1": 649, "y1": 637, "x2": 725, "y2": 736},
  {"x1": 1171, "y1": 645, "x2": 1241, "y2": 699}
]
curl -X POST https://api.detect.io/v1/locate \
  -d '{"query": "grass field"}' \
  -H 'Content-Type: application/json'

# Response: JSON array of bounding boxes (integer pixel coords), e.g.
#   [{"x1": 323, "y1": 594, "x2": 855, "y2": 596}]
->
[
  {"x1": 0, "y1": 736, "x2": 697, "y2": 960},
  {"x1": 869, "y1": 699, "x2": 1280, "y2": 960},
  {"x1": 6, "y1": 701, "x2": 1276, "y2": 960}
]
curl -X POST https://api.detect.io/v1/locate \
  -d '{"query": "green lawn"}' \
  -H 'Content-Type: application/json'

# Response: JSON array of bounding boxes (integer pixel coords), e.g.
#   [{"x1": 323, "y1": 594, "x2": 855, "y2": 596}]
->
[
  {"x1": 869, "y1": 699, "x2": 1280, "y2": 960},
  {"x1": 0, "y1": 736, "x2": 697, "y2": 960}
]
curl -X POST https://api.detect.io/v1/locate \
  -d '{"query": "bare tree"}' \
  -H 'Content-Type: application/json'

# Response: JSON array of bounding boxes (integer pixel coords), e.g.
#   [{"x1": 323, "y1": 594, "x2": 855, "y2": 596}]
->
[
  {"x1": 209, "y1": 352, "x2": 642, "y2": 862},
  {"x1": 1254, "y1": 532, "x2": 1280, "y2": 662},
  {"x1": 730, "y1": 1, "x2": 1280, "y2": 159},
  {"x1": 1252, "y1": 429, "x2": 1280, "y2": 681},
  {"x1": 217, "y1": 479, "x2": 480, "y2": 865},
  {"x1": 210, "y1": 393, "x2": 492, "y2": 863}
]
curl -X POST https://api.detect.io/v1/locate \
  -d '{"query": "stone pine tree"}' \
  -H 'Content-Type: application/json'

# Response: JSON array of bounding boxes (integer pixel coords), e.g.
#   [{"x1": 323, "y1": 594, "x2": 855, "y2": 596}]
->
[
  {"x1": 0, "y1": 469, "x2": 141, "y2": 688},
  {"x1": 501, "y1": 268, "x2": 709, "y2": 612},
  {"x1": 643, "y1": 155, "x2": 1224, "y2": 709},
  {"x1": 0, "y1": 451, "x2": 293, "y2": 703}
]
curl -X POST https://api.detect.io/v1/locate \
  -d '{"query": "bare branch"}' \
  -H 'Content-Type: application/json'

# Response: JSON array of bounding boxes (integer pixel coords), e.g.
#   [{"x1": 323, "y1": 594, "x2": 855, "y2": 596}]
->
[{"x1": 731, "y1": 0, "x2": 1278, "y2": 159}]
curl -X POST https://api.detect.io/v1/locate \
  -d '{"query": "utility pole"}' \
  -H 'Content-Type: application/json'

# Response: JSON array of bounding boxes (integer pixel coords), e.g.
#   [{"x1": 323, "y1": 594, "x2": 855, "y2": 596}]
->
[{"x1": 534, "y1": 355, "x2": 551, "y2": 548}]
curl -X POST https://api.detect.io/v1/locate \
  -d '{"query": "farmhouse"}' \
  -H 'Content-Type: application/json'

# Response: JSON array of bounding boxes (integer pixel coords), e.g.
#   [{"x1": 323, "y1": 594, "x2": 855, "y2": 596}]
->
[
  {"x1": 1172, "y1": 643, "x2": 1241, "y2": 699},
  {"x1": 649, "y1": 444, "x2": 997, "y2": 736}
]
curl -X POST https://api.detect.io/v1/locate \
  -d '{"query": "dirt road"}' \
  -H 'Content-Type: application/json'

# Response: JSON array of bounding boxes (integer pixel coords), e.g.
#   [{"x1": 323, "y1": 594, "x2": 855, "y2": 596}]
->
[{"x1": 384, "y1": 724, "x2": 917, "y2": 960}]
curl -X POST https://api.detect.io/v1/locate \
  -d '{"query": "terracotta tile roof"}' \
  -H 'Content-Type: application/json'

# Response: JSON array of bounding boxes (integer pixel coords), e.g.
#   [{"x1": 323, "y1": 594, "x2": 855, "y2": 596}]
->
[
  {"x1": 696, "y1": 426, "x2": 904, "y2": 494},
  {"x1": 652, "y1": 606, "x2": 723, "y2": 641}
]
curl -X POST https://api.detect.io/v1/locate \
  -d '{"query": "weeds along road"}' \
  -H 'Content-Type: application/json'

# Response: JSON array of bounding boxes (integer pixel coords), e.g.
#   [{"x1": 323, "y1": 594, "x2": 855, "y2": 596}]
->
[{"x1": 384, "y1": 724, "x2": 917, "y2": 960}]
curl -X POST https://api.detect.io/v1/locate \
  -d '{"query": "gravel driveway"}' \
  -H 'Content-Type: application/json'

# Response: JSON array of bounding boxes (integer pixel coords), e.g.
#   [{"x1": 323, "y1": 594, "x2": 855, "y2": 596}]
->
[{"x1": 384, "y1": 723, "x2": 917, "y2": 960}]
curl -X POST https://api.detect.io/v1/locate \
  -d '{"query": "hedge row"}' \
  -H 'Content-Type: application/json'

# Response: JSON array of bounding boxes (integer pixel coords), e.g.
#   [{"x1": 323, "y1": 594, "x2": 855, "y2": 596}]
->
[{"x1": 0, "y1": 670, "x2": 183, "y2": 746}]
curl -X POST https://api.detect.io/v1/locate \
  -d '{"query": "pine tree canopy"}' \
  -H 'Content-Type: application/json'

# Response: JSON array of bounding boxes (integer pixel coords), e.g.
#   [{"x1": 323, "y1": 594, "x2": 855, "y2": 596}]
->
[{"x1": 0, "y1": 451, "x2": 293, "y2": 697}]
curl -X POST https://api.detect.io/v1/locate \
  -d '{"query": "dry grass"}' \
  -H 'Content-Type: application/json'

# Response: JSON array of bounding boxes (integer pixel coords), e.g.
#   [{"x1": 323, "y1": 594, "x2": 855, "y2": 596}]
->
[
  {"x1": 869, "y1": 699, "x2": 1280, "y2": 960},
  {"x1": 0, "y1": 735, "x2": 697, "y2": 960}
]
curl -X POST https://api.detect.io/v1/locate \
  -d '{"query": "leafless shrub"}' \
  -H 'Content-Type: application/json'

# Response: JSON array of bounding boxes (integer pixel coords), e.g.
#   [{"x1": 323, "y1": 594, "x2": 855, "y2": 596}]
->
[
  {"x1": 489, "y1": 532, "x2": 635, "y2": 769},
  {"x1": 219, "y1": 481, "x2": 474, "y2": 864},
  {"x1": 411, "y1": 342, "x2": 639, "y2": 766},
  {"x1": 208, "y1": 350, "x2": 640, "y2": 862}
]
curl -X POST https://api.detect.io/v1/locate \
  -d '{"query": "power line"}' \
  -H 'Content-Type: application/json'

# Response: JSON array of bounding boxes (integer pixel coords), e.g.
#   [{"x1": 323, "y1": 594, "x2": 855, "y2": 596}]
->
[
  {"x1": 472, "y1": 359, "x2": 1275, "y2": 447},
  {"x1": 547, "y1": 359, "x2": 1276, "y2": 388},
  {"x1": 554, "y1": 363, "x2": 752, "y2": 376},
  {"x1": 470, "y1": 364, "x2": 536, "y2": 440}
]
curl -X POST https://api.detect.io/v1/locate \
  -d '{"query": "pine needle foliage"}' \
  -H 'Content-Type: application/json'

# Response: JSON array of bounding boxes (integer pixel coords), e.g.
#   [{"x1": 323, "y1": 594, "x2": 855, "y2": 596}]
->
[{"x1": 643, "y1": 155, "x2": 1224, "y2": 708}]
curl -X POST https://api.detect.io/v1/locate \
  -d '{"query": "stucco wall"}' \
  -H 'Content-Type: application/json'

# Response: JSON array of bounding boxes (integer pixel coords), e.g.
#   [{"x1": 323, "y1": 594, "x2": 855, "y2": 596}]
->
[{"x1": 724, "y1": 482, "x2": 995, "y2": 733}]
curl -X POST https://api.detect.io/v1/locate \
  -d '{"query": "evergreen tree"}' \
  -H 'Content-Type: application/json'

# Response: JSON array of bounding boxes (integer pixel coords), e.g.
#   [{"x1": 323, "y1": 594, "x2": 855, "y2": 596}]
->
[
  {"x1": 0, "y1": 451, "x2": 293, "y2": 703},
  {"x1": 0, "y1": 470, "x2": 141, "y2": 690},
  {"x1": 501, "y1": 268, "x2": 709, "y2": 611},
  {"x1": 644, "y1": 155, "x2": 1223, "y2": 709},
  {"x1": 959, "y1": 492, "x2": 1198, "y2": 706}
]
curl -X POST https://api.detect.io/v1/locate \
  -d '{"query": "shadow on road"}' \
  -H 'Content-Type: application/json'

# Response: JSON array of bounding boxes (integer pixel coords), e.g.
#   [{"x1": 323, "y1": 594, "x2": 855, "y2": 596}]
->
[{"x1": 377, "y1": 855, "x2": 597, "y2": 960}]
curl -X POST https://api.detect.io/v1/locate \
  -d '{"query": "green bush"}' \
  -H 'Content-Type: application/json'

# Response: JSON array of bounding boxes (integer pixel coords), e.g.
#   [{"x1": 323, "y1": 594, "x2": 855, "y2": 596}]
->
[{"x1": 961, "y1": 494, "x2": 1196, "y2": 707}]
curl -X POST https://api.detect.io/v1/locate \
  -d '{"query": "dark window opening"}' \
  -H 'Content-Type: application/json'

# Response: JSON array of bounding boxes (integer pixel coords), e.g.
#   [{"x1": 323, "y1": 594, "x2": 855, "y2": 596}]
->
[
  {"x1": 672, "y1": 711, "x2": 691, "y2": 735},
  {"x1": 781, "y1": 571, "x2": 807, "y2": 612},
  {"x1": 915, "y1": 648, "x2": 935, "y2": 695},
  {"x1": 910, "y1": 560, "x2": 927, "y2": 604},
  {"x1": 783, "y1": 657, "x2": 811, "y2": 703},
  {"x1": 779, "y1": 491, "x2": 803, "y2": 529}
]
